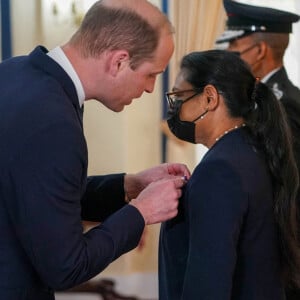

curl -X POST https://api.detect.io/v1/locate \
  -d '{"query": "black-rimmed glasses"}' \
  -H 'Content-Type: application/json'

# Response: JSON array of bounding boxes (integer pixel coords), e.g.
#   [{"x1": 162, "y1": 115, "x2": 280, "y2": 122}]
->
[{"x1": 165, "y1": 89, "x2": 201, "y2": 110}]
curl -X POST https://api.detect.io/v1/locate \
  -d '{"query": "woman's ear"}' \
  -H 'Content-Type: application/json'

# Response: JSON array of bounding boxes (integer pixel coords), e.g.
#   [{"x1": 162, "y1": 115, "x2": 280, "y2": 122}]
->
[{"x1": 203, "y1": 84, "x2": 219, "y2": 110}]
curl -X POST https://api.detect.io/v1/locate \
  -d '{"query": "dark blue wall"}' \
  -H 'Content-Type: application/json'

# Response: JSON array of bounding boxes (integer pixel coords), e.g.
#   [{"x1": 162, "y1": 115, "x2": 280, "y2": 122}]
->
[
  {"x1": 1, "y1": 0, "x2": 12, "y2": 60},
  {"x1": 161, "y1": 0, "x2": 169, "y2": 162}
]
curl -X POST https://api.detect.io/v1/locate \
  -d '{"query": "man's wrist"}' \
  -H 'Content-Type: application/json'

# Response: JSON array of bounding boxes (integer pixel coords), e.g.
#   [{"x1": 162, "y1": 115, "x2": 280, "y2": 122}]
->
[
  {"x1": 125, "y1": 191, "x2": 131, "y2": 203},
  {"x1": 124, "y1": 174, "x2": 135, "y2": 203}
]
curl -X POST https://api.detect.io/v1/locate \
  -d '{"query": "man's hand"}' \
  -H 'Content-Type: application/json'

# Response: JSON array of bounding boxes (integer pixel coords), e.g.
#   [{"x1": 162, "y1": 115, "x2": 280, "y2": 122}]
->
[
  {"x1": 124, "y1": 163, "x2": 190, "y2": 200},
  {"x1": 129, "y1": 176, "x2": 186, "y2": 225}
]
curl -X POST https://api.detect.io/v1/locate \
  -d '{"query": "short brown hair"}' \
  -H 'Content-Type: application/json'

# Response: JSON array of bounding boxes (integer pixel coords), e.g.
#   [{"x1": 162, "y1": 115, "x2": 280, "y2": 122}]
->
[
  {"x1": 70, "y1": 1, "x2": 172, "y2": 69},
  {"x1": 252, "y1": 32, "x2": 289, "y2": 62}
]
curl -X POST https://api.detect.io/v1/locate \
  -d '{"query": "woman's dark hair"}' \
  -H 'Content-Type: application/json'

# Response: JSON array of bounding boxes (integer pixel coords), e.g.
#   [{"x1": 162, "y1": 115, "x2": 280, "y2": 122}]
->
[{"x1": 180, "y1": 50, "x2": 300, "y2": 287}]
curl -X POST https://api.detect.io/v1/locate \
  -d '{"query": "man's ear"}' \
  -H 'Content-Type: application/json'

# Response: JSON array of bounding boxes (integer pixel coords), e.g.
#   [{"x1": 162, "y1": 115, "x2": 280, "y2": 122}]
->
[
  {"x1": 256, "y1": 41, "x2": 267, "y2": 60},
  {"x1": 107, "y1": 50, "x2": 130, "y2": 76},
  {"x1": 203, "y1": 84, "x2": 219, "y2": 110}
]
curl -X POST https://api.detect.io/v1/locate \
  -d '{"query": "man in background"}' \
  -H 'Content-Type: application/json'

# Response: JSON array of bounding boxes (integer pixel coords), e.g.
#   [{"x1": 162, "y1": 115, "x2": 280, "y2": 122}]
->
[{"x1": 216, "y1": 1, "x2": 300, "y2": 299}]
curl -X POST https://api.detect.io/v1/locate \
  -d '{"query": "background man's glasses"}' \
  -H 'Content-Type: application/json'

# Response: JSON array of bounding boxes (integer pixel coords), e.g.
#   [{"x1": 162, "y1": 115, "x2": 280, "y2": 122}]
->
[{"x1": 232, "y1": 43, "x2": 259, "y2": 56}]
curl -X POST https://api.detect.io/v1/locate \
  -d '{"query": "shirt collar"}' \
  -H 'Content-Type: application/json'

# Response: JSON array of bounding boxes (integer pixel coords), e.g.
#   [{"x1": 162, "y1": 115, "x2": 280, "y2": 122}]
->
[
  {"x1": 47, "y1": 46, "x2": 85, "y2": 107},
  {"x1": 261, "y1": 67, "x2": 281, "y2": 83}
]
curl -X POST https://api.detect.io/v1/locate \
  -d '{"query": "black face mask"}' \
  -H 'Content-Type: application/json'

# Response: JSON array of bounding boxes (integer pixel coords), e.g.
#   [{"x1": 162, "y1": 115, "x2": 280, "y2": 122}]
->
[{"x1": 167, "y1": 100, "x2": 208, "y2": 144}]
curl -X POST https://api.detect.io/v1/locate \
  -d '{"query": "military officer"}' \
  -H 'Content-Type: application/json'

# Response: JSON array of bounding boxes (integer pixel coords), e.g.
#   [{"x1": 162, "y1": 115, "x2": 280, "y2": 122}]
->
[{"x1": 216, "y1": 1, "x2": 300, "y2": 299}]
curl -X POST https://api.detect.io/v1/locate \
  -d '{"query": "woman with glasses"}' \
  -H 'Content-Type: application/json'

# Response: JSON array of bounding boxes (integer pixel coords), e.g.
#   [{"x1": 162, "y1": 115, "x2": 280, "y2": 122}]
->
[{"x1": 159, "y1": 50, "x2": 300, "y2": 300}]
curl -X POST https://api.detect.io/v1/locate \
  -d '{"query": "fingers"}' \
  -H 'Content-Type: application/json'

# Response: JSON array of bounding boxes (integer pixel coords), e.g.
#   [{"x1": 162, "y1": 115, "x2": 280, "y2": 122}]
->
[
  {"x1": 165, "y1": 163, "x2": 191, "y2": 179},
  {"x1": 171, "y1": 175, "x2": 188, "y2": 190},
  {"x1": 130, "y1": 176, "x2": 186, "y2": 225}
]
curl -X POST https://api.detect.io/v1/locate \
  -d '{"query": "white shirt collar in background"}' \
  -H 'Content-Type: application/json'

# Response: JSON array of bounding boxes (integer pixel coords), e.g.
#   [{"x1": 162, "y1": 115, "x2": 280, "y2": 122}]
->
[{"x1": 261, "y1": 67, "x2": 281, "y2": 83}]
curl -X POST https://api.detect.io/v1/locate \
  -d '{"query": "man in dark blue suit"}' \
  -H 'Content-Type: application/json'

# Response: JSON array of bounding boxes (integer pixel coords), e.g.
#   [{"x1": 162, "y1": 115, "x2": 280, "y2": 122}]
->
[
  {"x1": 216, "y1": 1, "x2": 300, "y2": 299},
  {"x1": 0, "y1": 1, "x2": 190, "y2": 299}
]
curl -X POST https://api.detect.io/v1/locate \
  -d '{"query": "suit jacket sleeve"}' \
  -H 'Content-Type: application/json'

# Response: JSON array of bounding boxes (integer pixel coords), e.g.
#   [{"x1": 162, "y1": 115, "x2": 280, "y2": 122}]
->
[
  {"x1": 180, "y1": 160, "x2": 247, "y2": 300},
  {"x1": 81, "y1": 174, "x2": 128, "y2": 222},
  {"x1": 5, "y1": 120, "x2": 145, "y2": 290}
]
